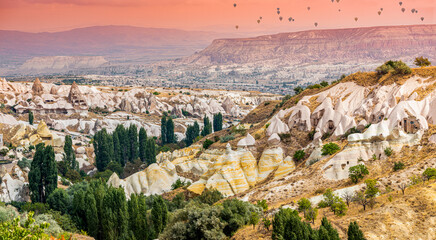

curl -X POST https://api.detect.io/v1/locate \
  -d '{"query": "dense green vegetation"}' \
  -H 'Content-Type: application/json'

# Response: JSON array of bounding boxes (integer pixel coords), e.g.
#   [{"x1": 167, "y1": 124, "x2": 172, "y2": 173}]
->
[
  {"x1": 29, "y1": 143, "x2": 57, "y2": 203},
  {"x1": 348, "y1": 164, "x2": 369, "y2": 183},
  {"x1": 321, "y1": 143, "x2": 340, "y2": 156},
  {"x1": 201, "y1": 115, "x2": 213, "y2": 136},
  {"x1": 376, "y1": 60, "x2": 411, "y2": 75},
  {"x1": 94, "y1": 124, "x2": 157, "y2": 175},
  {"x1": 28, "y1": 110, "x2": 34, "y2": 125},
  {"x1": 213, "y1": 113, "x2": 223, "y2": 132},
  {"x1": 185, "y1": 121, "x2": 200, "y2": 146},
  {"x1": 414, "y1": 56, "x2": 431, "y2": 67}
]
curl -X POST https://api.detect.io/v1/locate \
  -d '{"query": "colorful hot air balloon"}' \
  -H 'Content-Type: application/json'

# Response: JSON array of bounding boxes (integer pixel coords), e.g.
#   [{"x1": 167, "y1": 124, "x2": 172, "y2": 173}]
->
[
  {"x1": 338, "y1": 9, "x2": 341, "y2": 12},
  {"x1": 331, "y1": 0, "x2": 334, "y2": 3},
  {"x1": 336, "y1": 0, "x2": 340, "y2": 2},
  {"x1": 411, "y1": 9, "x2": 415, "y2": 13},
  {"x1": 401, "y1": 8, "x2": 405, "y2": 13},
  {"x1": 257, "y1": 19, "x2": 261, "y2": 24},
  {"x1": 421, "y1": 17, "x2": 424, "y2": 21},
  {"x1": 307, "y1": 7, "x2": 311, "y2": 11},
  {"x1": 259, "y1": 16, "x2": 263, "y2": 20},
  {"x1": 378, "y1": 11, "x2": 382, "y2": 15},
  {"x1": 399, "y1": 2, "x2": 403, "y2": 6},
  {"x1": 235, "y1": 25, "x2": 239, "y2": 29},
  {"x1": 288, "y1": 17, "x2": 292, "y2": 22},
  {"x1": 279, "y1": 16, "x2": 283, "y2": 21},
  {"x1": 314, "y1": 22, "x2": 318, "y2": 27},
  {"x1": 233, "y1": 3, "x2": 237, "y2": 7},
  {"x1": 277, "y1": 10, "x2": 281, "y2": 15},
  {"x1": 354, "y1": 17, "x2": 358, "y2": 22}
]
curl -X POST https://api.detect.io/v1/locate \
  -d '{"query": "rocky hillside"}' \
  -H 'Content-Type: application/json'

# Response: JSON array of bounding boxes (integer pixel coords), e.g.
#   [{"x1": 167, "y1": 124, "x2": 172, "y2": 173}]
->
[
  {"x1": 107, "y1": 66, "x2": 436, "y2": 239},
  {"x1": 19, "y1": 56, "x2": 109, "y2": 73},
  {"x1": 183, "y1": 24, "x2": 435, "y2": 65}
]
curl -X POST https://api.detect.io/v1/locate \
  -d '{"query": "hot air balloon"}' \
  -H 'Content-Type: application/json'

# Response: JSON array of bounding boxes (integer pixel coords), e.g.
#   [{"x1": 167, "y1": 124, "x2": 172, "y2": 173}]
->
[
  {"x1": 279, "y1": 16, "x2": 283, "y2": 21},
  {"x1": 380, "y1": 8, "x2": 383, "y2": 11},
  {"x1": 415, "y1": 10, "x2": 418, "y2": 13},
  {"x1": 314, "y1": 22, "x2": 318, "y2": 27},
  {"x1": 421, "y1": 17, "x2": 424, "y2": 21},
  {"x1": 233, "y1": 3, "x2": 237, "y2": 7},
  {"x1": 277, "y1": 8, "x2": 280, "y2": 10},
  {"x1": 257, "y1": 19, "x2": 261, "y2": 24},
  {"x1": 336, "y1": 0, "x2": 340, "y2": 2},
  {"x1": 411, "y1": 9, "x2": 415, "y2": 13},
  {"x1": 378, "y1": 11, "x2": 382, "y2": 15},
  {"x1": 399, "y1": 2, "x2": 402, "y2": 6},
  {"x1": 307, "y1": 7, "x2": 311, "y2": 11},
  {"x1": 277, "y1": 10, "x2": 281, "y2": 15},
  {"x1": 259, "y1": 16, "x2": 263, "y2": 20},
  {"x1": 235, "y1": 25, "x2": 239, "y2": 29},
  {"x1": 288, "y1": 17, "x2": 292, "y2": 22},
  {"x1": 401, "y1": 8, "x2": 405, "y2": 13},
  {"x1": 354, "y1": 17, "x2": 358, "y2": 22},
  {"x1": 338, "y1": 9, "x2": 341, "y2": 12},
  {"x1": 331, "y1": 0, "x2": 334, "y2": 3}
]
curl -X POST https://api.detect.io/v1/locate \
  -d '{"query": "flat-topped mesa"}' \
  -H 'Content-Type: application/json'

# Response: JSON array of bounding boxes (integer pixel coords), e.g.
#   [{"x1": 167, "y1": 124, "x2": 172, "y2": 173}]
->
[
  {"x1": 32, "y1": 78, "x2": 44, "y2": 96},
  {"x1": 68, "y1": 81, "x2": 88, "y2": 109}
]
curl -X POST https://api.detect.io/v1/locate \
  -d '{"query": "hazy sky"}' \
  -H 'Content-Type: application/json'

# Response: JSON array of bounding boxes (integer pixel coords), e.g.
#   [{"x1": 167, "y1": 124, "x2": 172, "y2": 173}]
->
[{"x1": 0, "y1": 0, "x2": 434, "y2": 34}]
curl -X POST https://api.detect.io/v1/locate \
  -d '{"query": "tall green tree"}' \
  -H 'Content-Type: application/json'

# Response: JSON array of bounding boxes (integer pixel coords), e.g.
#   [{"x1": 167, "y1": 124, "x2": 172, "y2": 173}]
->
[
  {"x1": 112, "y1": 131, "x2": 121, "y2": 166},
  {"x1": 145, "y1": 138, "x2": 156, "y2": 165},
  {"x1": 29, "y1": 143, "x2": 58, "y2": 203},
  {"x1": 28, "y1": 110, "x2": 34, "y2": 125},
  {"x1": 94, "y1": 128, "x2": 113, "y2": 171},
  {"x1": 128, "y1": 194, "x2": 149, "y2": 240},
  {"x1": 63, "y1": 135, "x2": 78, "y2": 171},
  {"x1": 128, "y1": 124, "x2": 138, "y2": 162},
  {"x1": 161, "y1": 115, "x2": 167, "y2": 145},
  {"x1": 347, "y1": 221, "x2": 366, "y2": 240},
  {"x1": 185, "y1": 121, "x2": 201, "y2": 146},
  {"x1": 115, "y1": 125, "x2": 128, "y2": 166},
  {"x1": 151, "y1": 196, "x2": 168, "y2": 237},
  {"x1": 139, "y1": 127, "x2": 147, "y2": 162},
  {"x1": 201, "y1": 115, "x2": 212, "y2": 136},
  {"x1": 166, "y1": 117, "x2": 175, "y2": 144},
  {"x1": 213, "y1": 113, "x2": 223, "y2": 132}
]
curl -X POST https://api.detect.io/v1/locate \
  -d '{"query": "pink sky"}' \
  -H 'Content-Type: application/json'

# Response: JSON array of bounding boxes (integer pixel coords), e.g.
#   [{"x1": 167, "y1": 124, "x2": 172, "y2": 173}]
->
[{"x1": 0, "y1": 0, "x2": 434, "y2": 34}]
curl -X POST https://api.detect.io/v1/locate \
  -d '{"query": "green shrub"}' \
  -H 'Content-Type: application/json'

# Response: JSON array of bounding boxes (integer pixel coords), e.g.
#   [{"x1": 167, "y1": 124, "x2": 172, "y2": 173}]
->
[
  {"x1": 0, "y1": 148, "x2": 8, "y2": 156},
  {"x1": 220, "y1": 134, "x2": 235, "y2": 143},
  {"x1": 196, "y1": 189, "x2": 223, "y2": 205},
  {"x1": 321, "y1": 143, "x2": 340, "y2": 156},
  {"x1": 414, "y1": 56, "x2": 431, "y2": 67},
  {"x1": 256, "y1": 200, "x2": 268, "y2": 212},
  {"x1": 203, "y1": 139, "x2": 214, "y2": 149},
  {"x1": 393, "y1": 161, "x2": 405, "y2": 171},
  {"x1": 308, "y1": 129, "x2": 316, "y2": 140},
  {"x1": 384, "y1": 147, "x2": 393, "y2": 157},
  {"x1": 294, "y1": 86, "x2": 304, "y2": 95},
  {"x1": 0, "y1": 212, "x2": 49, "y2": 239},
  {"x1": 171, "y1": 178, "x2": 191, "y2": 190},
  {"x1": 153, "y1": 91, "x2": 160, "y2": 95},
  {"x1": 348, "y1": 164, "x2": 369, "y2": 183},
  {"x1": 320, "y1": 81, "x2": 329, "y2": 87},
  {"x1": 293, "y1": 150, "x2": 306, "y2": 161},
  {"x1": 0, "y1": 205, "x2": 18, "y2": 222},
  {"x1": 376, "y1": 60, "x2": 411, "y2": 75},
  {"x1": 17, "y1": 157, "x2": 32, "y2": 169},
  {"x1": 422, "y1": 167, "x2": 436, "y2": 181}
]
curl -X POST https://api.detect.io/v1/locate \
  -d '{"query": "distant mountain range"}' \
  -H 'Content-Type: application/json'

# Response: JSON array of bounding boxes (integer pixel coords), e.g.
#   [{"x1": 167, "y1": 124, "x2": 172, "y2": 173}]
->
[
  {"x1": 0, "y1": 25, "x2": 230, "y2": 67},
  {"x1": 182, "y1": 24, "x2": 435, "y2": 65}
]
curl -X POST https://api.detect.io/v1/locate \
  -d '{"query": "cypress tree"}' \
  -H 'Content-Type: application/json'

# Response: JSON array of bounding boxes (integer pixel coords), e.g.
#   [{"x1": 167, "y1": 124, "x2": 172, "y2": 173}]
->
[
  {"x1": 29, "y1": 110, "x2": 34, "y2": 125},
  {"x1": 166, "y1": 117, "x2": 175, "y2": 144},
  {"x1": 193, "y1": 121, "x2": 200, "y2": 139},
  {"x1": 151, "y1": 196, "x2": 168, "y2": 235},
  {"x1": 201, "y1": 115, "x2": 212, "y2": 136},
  {"x1": 29, "y1": 143, "x2": 57, "y2": 203},
  {"x1": 115, "y1": 125, "x2": 129, "y2": 166},
  {"x1": 85, "y1": 192, "x2": 99, "y2": 238},
  {"x1": 185, "y1": 124, "x2": 195, "y2": 146},
  {"x1": 320, "y1": 217, "x2": 340, "y2": 240},
  {"x1": 213, "y1": 113, "x2": 223, "y2": 132},
  {"x1": 94, "y1": 129, "x2": 113, "y2": 171},
  {"x1": 112, "y1": 133, "x2": 121, "y2": 166},
  {"x1": 347, "y1": 221, "x2": 366, "y2": 240},
  {"x1": 161, "y1": 115, "x2": 167, "y2": 145},
  {"x1": 145, "y1": 138, "x2": 156, "y2": 166},
  {"x1": 63, "y1": 135, "x2": 78, "y2": 171},
  {"x1": 139, "y1": 127, "x2": 147, "y2": 162},
  {"x1": 128, "y1": 124, "x2": 138, "y2": 162}
]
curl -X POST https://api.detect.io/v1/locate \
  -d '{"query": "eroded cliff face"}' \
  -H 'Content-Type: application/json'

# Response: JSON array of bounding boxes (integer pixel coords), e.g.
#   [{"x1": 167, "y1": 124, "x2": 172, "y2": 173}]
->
[
  {"x1": 20, "y1": 56, "x2": 108, "y2": 72},
  {"x1": 108, "y1": 68, "x2": 436, "y2": 200},
  {"x1": 183, "y1": 25, "x2": 435, "y2": 65}
]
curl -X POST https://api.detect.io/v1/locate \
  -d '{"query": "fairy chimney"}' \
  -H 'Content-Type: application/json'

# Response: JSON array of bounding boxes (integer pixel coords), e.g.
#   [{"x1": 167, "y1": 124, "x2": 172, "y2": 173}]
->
[
  {"x1": 68, "y1": 82, "x2": 87, "y2": 108},
  {"x1": 32, "y1": 78, "x2": 44, "y2": 96}
]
